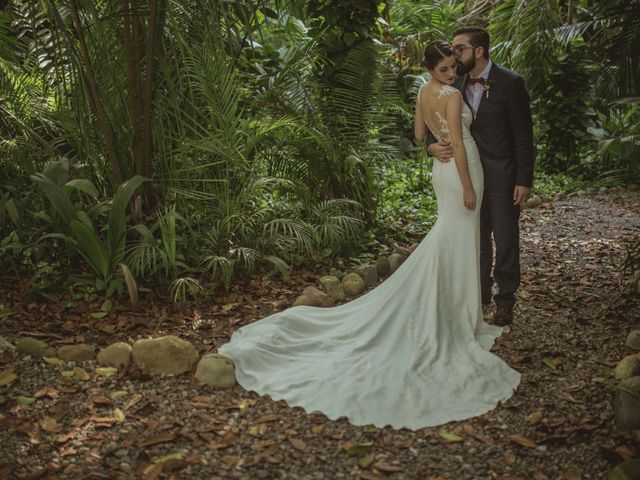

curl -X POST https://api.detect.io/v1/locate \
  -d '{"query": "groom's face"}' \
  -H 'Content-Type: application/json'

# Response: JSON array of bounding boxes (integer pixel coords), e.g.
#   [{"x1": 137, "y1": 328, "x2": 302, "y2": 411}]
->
[{"x1": 452, "y1": 34, "x2": 476, "y2": 76}]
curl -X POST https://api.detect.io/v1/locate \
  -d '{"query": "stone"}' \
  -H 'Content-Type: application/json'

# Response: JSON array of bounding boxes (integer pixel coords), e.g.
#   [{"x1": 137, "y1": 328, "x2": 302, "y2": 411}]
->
[
  {"x1": 554, "y1": 192, "x2": 566, "y2": 201},
  {"x1": 585, "y1": 187, "x2": 598, "y2": 195},
  {"x1": 576, "y1": 190, "x2": 587, "y2": 196},
  {"x1": 626, "y1": 330, "x2": 640, "y2": 351},
  {"x1": 131, "y1": 335, "x2": 199, "y2": 375},
  {"x1": 97, "y1": 342, "x2": 132, "y2": 369},
  {"x1": 0, "y1": 336, "x2": 15, "y2": 352},
  {"x1": 615, "y1": 376, "x2": 640, "y2": 430},
  {"x1": 319, "y1": 276, "x2": 345, "y2": 301},
  {"x1": 341, "y1": 272, "x2": 365, "y2": 297},
  {"x1": 57, "y1": 344, "x2": 96, "y2": 362},
  {"x1": 354, "y1": 265, "x2": 378, "y2": 289},
  {"x1": 393, "y1": 246, "x2": 410, "y2": 259},
  {"x1": 599, "y1": 186, "x2": 609, "y2": 193},
  {"x1": 408, "y1": 243, "x2": 419, "y2": 253},
  {"x1": 388, "y1": 253, "x2": 404, "y2": 273},
  {"x1": 628, "y1": 184, "x2": 639, "y2": 192},
  {"x1": 195, "y1": 353, "x2": 236, "y2": 388},
  {"x1": 375, "y1": 257, "x2": 390, "y2": 277},
  {"x1": 615, "y1": 355, "x2": 640, "y2": 380},
  {"x1": 610, "y1": 459, "x2": 640, "y2": 480},
  {"x1": 525, "y1": 195, "x2": 542, "y2": 209},
  {"x1": 293, "y1": 286, "x2": 336, "y2": 307},
  {"x1": 16, "y1": 337, "x2": 50, "y2": 358}
]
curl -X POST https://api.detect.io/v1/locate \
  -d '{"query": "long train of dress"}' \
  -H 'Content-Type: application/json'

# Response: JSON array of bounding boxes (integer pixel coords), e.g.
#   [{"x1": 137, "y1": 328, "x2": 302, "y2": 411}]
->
[{"x1": 218, "y1": 96, "x2": 521, "y2": 430}]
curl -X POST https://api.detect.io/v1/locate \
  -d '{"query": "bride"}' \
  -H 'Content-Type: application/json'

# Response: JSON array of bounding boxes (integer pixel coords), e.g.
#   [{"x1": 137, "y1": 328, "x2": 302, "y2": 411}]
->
[{"x1": 217, "y1": 40, "x2": 521, "y2": 430}]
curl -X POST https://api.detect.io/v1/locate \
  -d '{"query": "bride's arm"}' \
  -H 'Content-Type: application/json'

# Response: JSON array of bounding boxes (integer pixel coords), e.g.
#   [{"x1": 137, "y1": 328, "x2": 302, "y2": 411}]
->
[
  {"x1": 446, "y1": 92, "x2": 476, "y2": 210},
  {"x1": 414, "y1": 87, "x2": 427, "y2": 140}
]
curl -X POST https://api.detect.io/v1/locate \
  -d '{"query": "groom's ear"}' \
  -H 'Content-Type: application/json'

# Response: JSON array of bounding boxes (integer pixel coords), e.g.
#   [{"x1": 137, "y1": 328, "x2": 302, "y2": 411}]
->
[{"x1": 475, "y1": 46, "x2": 485, "y2": 59}]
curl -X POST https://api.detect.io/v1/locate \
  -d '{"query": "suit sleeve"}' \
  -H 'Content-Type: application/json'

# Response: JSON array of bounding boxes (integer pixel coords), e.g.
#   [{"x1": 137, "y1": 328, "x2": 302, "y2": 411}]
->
[{"x1": 507, "y1": 76, "x2": 535, "y2": 187}]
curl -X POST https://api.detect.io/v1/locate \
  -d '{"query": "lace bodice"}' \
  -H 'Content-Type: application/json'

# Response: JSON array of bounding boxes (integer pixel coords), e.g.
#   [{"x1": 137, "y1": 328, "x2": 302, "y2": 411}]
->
[{"x1": 418, "y1": 84, "x2": 473, "y2": 144}]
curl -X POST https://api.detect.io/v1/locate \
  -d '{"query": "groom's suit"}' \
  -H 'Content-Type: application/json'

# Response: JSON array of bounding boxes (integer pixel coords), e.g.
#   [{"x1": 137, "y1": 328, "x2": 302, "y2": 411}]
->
[{"x1": 429, "y1": 63, "x2": 535, "y2": 309}]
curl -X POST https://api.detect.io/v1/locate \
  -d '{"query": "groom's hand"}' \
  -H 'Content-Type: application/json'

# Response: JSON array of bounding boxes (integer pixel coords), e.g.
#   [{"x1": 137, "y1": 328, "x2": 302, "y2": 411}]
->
[
  {"x1": 513, "y1": 185, "x2": 531, "y2": 206},
  {"x1": 428, "y1": 141, "x2": 453, "y2": 163}
]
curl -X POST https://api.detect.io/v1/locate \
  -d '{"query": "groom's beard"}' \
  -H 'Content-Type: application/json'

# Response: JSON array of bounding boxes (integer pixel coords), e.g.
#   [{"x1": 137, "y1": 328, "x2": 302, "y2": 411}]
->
[{"x1": 456, "y1": 56, "x2": 476, "y2": 76}]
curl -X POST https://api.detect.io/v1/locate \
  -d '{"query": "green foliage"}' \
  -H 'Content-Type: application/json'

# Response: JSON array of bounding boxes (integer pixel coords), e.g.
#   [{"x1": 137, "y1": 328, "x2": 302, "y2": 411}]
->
[{"x1": 31, "y1": 159, "x2": 147, "y2": 293}]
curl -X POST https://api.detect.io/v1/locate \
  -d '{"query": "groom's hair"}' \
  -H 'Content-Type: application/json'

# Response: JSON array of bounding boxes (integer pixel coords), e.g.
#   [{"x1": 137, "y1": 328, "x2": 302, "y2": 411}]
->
[{"x1": 453, "y1": 27, "x2": 490, "y2": 60}]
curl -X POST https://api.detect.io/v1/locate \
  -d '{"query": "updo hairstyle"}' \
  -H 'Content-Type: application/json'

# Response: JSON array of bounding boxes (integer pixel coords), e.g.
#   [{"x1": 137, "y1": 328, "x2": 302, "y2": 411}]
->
[{"x1": 423, "y1": 40, "x2": 454, "y2": 70}]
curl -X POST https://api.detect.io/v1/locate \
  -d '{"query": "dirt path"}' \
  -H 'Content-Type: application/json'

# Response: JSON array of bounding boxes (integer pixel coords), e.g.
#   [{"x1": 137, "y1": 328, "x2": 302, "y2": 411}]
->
[{"x1": 1, "y1": 190, "x2": 639, "y2": 480}]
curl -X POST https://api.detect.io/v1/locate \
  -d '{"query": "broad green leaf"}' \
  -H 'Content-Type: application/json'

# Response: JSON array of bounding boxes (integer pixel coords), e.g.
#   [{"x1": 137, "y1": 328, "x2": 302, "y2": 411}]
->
[
  {"x1": 17, "y1": 396, "x2": 36, "y2": 406},
  {"x1": 90, "y1": 311, "x2": 109, "y2": 319},
  {"x1": 64, "y1": 179, "x2": 99, "y2": 199},
  {"x1": 70, "y1": 219, "x2": 109, "y2": 279},
  {"x1": 61, "y1": 370, "x2": 75, "y2": 377},
  {"x1": 96, "y1": 367, "x2": 118, "y2": 377},
  {"x1": 437, "y1": 429, "x2": 464, "y2": 442},
  {"x1": 107, "y1": 176, "x2": 147, "y2": 262},
  {"x1": 31, "y1": 173, "x2": 77, "y2": 226},
  {"x1": 43, "y1": 356, "x2": 64, "y2": 365},
  {"x1": 0, "y1": 368, "x2": 17, "y2": 386},
  {"x1": 101, "y1": 299, "x2": 112, "y2": 312}
]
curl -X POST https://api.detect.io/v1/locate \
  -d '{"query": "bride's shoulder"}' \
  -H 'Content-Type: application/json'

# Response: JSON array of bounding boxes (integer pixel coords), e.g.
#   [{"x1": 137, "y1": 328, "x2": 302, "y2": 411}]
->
[{"x1": 438, "y1": 85, "x2": 460, "y2": 97}]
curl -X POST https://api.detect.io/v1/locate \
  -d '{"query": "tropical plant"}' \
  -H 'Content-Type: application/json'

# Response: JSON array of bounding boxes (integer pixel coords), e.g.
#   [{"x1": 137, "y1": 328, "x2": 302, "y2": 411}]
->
[{"x1": 31, "y1": 159, "x2": 147, "y2": 294}]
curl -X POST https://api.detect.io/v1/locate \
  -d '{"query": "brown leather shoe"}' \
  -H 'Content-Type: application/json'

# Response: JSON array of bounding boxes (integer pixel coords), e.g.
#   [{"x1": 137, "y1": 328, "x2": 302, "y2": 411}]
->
[{"x1": 491, "y1": 306, "x2": 513, "y2": 326}]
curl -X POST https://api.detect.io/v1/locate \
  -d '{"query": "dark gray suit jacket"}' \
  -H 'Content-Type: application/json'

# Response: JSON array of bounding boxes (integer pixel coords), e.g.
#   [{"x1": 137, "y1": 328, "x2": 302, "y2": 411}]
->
[{"x1": 427, "y1": 63, "x2": 535, "y2": 191}]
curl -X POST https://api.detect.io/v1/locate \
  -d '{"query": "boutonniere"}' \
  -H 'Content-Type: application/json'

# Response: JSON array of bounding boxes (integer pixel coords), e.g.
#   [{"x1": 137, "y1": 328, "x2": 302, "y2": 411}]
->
[{"x1": 483, "y1": 80, "x2": 494, "y2": 99}]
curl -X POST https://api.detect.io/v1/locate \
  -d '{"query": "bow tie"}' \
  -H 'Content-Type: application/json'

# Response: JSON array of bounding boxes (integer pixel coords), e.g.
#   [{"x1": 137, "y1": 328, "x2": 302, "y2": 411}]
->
[{"x1": 468, "y1": 77, "x2": 485, "y2": 85}]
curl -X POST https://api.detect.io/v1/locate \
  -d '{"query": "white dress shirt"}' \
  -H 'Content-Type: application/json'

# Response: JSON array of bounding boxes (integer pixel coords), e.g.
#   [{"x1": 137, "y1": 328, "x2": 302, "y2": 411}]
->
[{"x1": 465, "y1": 60, "x2": 493, "y2": 116}]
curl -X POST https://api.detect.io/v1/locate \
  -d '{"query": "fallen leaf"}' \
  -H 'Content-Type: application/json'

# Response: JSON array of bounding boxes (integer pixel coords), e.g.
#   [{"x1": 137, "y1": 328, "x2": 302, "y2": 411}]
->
[
  {"x1": 342, "y1": 441, "x2": 373, "y2": 456},
  {"x1": 43, "y1": 356, "x2": 64, "y2": 365},
  {"x1": 509, "y1": 434, "x2": 538, "y2": 448},
  {"x1": 40, "y1": 417, "x2": 63, "y2": 433},
  {"x1": 0, "y1": 368, "x2": 17, "y2": 386},
  {"x1": 372, "y1": 462, "x2": 403, "y2": 473},
  {"x1": 95, "y1": 367, "x2": 118, "y2": 377},
  {"x1": 542, "y1": 358, "x2": 557, "y2": 369},
  {"x1": 358, "y1": 454, "x2": 375, "y2": 468},
  {"x1": 221, "y1": 455, "x2": 243, "y2": 466},
  {"x1": 152, "y1": 452, "x2": 184, "y2": 464},
  {"x1": 73, "y1": 367, "x2": 90, "y2": 381},
  {"x1": 139, "y1": 432, "x2": 176, "y2": 448},
  {"x1": 113, "y1": 408, "x2": 125, "y2": 422},
  {"x1": 110, "y1": 390, "x2": 128, "y2": 400},
  {"x1": 34, "y1": 386, "x2": 58, "y2": 399},
  {"x1": 526, "y1": 411, "x2": 543, "y2": 425},
  {"x1": 289, "y1": 438, "x2": 307, "y2": 452},
  {"x1": 17, "y1": 396, "x2": 36, "y2": 406},
  {"x1": 255, "y1": 413, "x2": 281, "y2": 424},
  {"x1": 437, "y1": 429, "x2": 464, "y2": 443}
]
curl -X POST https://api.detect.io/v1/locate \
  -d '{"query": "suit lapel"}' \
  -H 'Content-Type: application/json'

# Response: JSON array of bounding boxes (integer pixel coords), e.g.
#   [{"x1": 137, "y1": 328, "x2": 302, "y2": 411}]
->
[{"x1": 474, "y1": 63, "x2": 497, "y2": 121}]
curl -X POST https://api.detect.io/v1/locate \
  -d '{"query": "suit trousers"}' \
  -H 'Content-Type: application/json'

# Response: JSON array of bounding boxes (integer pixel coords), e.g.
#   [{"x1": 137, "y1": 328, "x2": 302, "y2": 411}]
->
[{"x1": 480, "y1": 189, "x2": 521, "y2": 309}]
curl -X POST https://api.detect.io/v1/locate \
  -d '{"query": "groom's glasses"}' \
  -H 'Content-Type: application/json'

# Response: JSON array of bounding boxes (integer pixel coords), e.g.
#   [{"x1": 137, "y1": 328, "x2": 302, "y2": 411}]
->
[{"x1": 453, "y1": 45, "x2": 474, "y2": 55}]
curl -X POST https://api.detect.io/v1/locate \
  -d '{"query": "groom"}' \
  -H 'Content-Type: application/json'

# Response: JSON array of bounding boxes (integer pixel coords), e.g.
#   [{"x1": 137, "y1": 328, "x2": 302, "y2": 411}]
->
[{"x1": 427, "y1": 27, "x2": 535, "y2": 326}]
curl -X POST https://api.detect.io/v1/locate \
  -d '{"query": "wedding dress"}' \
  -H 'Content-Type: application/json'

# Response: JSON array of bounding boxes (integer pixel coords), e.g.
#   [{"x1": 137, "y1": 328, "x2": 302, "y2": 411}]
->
[{"x1": 218, "y1": 84, "x2": 521, "y2": 430}]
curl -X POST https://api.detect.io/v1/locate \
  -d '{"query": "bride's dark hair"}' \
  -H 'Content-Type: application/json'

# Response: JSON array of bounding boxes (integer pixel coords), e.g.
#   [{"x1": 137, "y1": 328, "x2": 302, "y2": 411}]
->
[{"x1": 423, "y1": 40, "x2": 454, "y2": 70}]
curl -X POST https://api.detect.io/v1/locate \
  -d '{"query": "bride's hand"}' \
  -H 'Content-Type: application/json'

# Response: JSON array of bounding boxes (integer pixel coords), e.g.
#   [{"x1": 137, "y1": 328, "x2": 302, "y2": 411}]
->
[{"x1": 463, "y1": 188, "x2": 476, "y2": 210}]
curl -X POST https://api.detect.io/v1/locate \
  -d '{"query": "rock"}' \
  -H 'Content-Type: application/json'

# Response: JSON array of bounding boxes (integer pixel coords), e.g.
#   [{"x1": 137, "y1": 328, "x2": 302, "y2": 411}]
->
[
  {"x1": 57, "y1": 344, "x2": 96, "y2": 362},
  {"x1": 408, "y1": 243, "x2": 419, "y2": 253},
  {"x1": 585, "y1": 187, "x2": 598, "y2": 195},
  {"x1": 0, "y1": 336, "x2": 15, "y2": 352},
  {"x1": 293, "y1": 286, "x2": 336, "y2": 307},
  {"x1": 626, "y1": 331, "x2": 640, "y2": 351},
  {"x1": 319, "y1": 276, "x2": 345, "y2": 301},
  {"x1": 576, "y1": 190, "x2": 587, "y2": 196},
  {"x1": 97, "y1": 342, "x2": 132, "y2": 369},
  {"x1": 195, "y1": 353, "x2": 236, "y2": 388},
  {"x1": 615, "y1": 376, "x2": 640, "y2": 430},
  {"x1": 131, "y1": 335, "x2": 199, "y2": 375},
  {"x1": 610, "y1": 459, "x2": 640, "y2": 480},
  {"x1": 525, "y1": 195, "x2": 542, "y2": 209},
  {"x1": 615, "y1": 355, "x2": 640, "y2": 380},
  {"x1": 554, "y1": 192, "x2": 566, "y2": 201},
  {"x1": 16, "y1": 337, "x2": 50, "y2": 358},
  {"x1": 341, "y1": 272, "x2": 365, "y2": 297},
  {"x1": 599, "y1": 186, "x2": 609, "y2": 193},
  {"x1": 393, "y1": 246, "x2": 410, "y2": 259},
  {"x1": 375, "y1": 257, "x2": 390, "y2": 277},
  {"x1": 354, "y1": 265, "x2": 378, "y2": 289},
  {"x1": 388, "y1": 253, "x2": 404, "y2": 273},
  {"x1": 628, "y1": 184, "x2": 639, "y2": 192}
]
